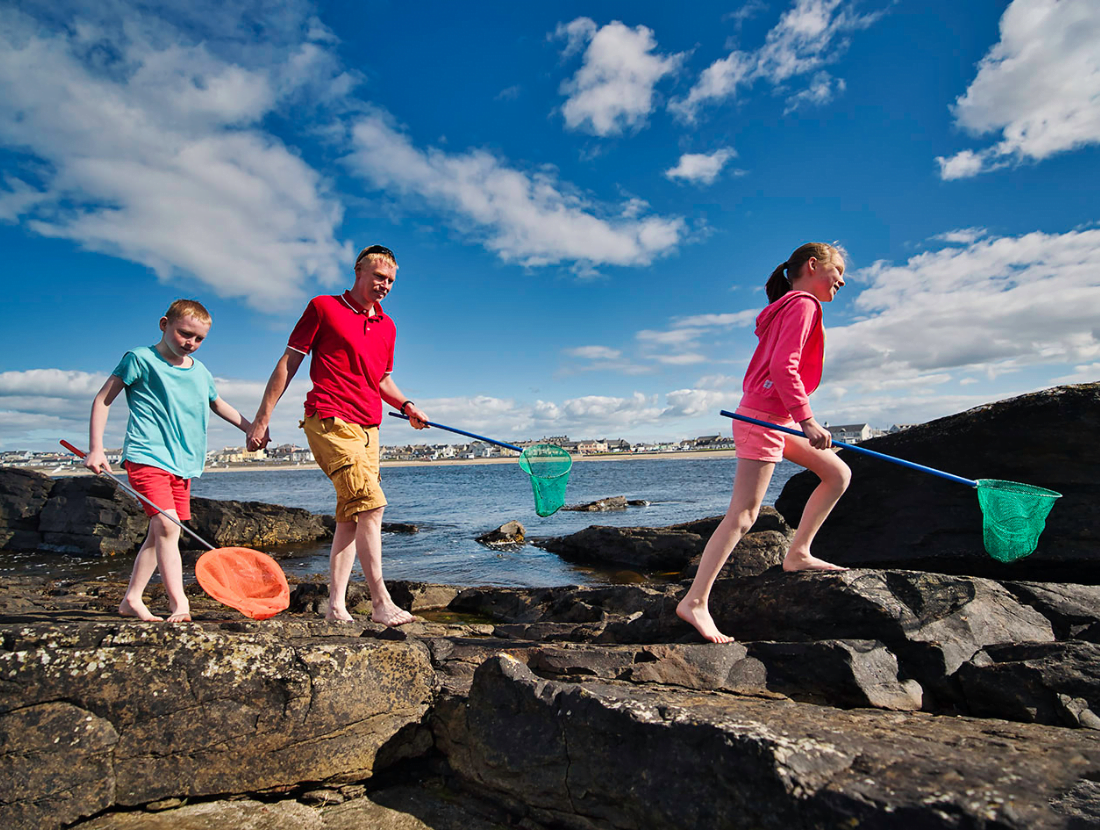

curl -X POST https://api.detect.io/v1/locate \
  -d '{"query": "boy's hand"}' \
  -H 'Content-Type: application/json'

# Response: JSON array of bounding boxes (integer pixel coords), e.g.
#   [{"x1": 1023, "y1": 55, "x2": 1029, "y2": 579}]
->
[
  {"x1": 83, "y1": 450, "x2": 112, "y2": 474},
  {"x1": 246, "y1": 422, "x2": 271, "y2": 451}
]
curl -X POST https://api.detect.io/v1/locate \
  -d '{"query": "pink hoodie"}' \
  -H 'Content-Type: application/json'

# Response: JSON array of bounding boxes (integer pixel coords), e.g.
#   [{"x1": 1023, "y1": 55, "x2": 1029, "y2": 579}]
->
[{"x1": 739, "y1": 290, "x2": 825, "y2": 423}]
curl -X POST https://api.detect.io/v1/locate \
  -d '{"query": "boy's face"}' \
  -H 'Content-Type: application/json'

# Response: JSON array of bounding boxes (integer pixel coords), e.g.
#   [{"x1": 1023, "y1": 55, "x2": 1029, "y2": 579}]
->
[{"x1": 159, "y1": 314, "x2": 211, "y2": 359}]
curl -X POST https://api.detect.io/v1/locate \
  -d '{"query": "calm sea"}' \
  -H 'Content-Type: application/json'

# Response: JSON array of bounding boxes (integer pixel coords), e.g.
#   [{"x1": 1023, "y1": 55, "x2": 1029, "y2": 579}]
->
[{"x1": 5, "y1": 456, "x2": 798, "y2": 588}]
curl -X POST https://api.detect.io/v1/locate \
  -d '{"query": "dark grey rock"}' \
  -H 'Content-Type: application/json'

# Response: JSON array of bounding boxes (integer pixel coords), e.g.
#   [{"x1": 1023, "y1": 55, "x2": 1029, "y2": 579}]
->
[
  {"x1": 562, "y1": 495, "x2": 628, "y2": 511},
  {"x1": 475, "y1": 520, "x2": 525, "y2": 548},
  {"x1": 776, "y1": 383, "x2": 1100, "y2": 582}
]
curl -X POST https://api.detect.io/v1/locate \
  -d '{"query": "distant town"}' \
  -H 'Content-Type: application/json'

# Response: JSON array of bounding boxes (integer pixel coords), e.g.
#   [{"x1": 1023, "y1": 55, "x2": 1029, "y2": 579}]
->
[{"x1": 2, "y1": 422, "x2": 915, "y2": 472}]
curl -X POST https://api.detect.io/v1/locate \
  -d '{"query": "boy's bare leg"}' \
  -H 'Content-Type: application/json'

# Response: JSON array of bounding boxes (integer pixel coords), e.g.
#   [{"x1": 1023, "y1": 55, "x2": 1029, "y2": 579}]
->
[
  {"x1": 119, "y1": 525, "x2": 163, "y2": 621},
  {"x1": 677, "y1": 459, "x2": 775, "y2": 643},
  {"x1": 326, "y1": 520, "x2": 358, "y2": 622},
  {"x1": 355, "y1": 506, "x2": 414, "y2": 627},
  {"x1": 779, "y1": 439, "x2": 850, "y2": 572},
  {"x1": 150, "y1": 513, "x2": 190, "y2": 622}
]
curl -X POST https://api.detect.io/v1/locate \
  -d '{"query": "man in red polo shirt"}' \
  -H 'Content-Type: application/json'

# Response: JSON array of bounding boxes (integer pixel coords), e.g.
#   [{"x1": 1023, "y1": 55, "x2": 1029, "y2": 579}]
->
[{"x1": 247, "y1": 245, "x2": 430, "y2": 626}]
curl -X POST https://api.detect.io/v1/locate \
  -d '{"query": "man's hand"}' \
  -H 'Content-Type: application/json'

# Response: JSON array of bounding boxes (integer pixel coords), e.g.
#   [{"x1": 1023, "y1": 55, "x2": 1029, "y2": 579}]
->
[{"x1": 405, "y1": 404, "x2": 430, "y2": 430}]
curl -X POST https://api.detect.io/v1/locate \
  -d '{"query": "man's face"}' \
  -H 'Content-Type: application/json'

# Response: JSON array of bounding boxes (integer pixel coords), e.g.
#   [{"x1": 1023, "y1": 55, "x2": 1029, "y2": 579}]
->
[{"x1": 355, "y1": 258, "x2": 397, "y2": 304}]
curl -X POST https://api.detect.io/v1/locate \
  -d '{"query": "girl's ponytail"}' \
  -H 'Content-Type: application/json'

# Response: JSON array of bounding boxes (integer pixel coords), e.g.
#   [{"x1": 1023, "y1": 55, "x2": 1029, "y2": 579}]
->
[
  {"x1": 765, "y1": 242, "x2": 846, "y2": 304},
  {"x1": 765, "y1": 262, "x2": 791, "y2": 304}
]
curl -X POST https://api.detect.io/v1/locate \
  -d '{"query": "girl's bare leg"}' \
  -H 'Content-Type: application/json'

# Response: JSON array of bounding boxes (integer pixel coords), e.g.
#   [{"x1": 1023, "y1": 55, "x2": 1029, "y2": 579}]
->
[
  {"x1": 676, "y1": 459, "x2": 775, "y2": 643},
  {"x1": 779, "y1": 437, "x2": 850, "y2": 571}
]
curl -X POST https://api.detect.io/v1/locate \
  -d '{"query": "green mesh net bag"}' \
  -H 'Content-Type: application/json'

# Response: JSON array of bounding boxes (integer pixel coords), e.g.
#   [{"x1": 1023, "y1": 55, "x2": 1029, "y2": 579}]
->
[
  {"x1": 518, "y1": 444, "x2": 574, "y2": 517},
  {"x1": 976, "y1": 479, "x2": 1062, "y2": 563}
]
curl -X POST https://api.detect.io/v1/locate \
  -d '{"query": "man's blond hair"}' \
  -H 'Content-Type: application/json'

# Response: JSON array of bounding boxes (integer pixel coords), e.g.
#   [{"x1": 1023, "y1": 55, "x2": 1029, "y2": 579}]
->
[{"x1": 354, "y1": 244, "x2": 398, "y2": 272}]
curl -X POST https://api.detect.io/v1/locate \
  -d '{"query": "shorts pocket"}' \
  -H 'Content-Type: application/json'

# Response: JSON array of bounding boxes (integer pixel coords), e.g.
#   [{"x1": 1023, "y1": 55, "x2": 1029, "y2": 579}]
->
[{"x1": 327, "y1": 456, "x2": 369, "y2": 504}]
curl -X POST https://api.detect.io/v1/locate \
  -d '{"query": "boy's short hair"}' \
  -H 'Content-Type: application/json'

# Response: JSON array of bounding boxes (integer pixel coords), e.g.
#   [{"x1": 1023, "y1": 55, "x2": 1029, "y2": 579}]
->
[
  {"x1": 165, "y1": 299, "x2": 212, "y2": 324},
  {"x1": 354, "y1": 244, "x2": 397, "y2": 272}
]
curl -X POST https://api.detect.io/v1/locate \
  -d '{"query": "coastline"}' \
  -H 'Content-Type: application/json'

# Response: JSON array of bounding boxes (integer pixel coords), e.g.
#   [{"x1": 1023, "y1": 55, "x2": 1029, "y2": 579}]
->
[{"x1": 37, "y1": 449, "x2": 739, "y2": 477}]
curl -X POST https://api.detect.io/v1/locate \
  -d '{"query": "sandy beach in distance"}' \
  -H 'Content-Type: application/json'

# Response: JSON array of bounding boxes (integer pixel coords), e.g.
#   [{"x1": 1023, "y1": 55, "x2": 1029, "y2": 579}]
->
[{"x1": 41, "y1": 449, "x2": 739, "y2": 477}]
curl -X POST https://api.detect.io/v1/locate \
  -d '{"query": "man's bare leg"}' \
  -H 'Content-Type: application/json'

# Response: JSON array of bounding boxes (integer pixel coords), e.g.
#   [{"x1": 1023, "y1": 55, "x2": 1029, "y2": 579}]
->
[
  {"x1": 676, "y1": 459, "x2": 775, "y2": 643},
  {"x1": 355, "y1": 506, "x2": 414, "y2": 627},
  {"x1": 327, "y1": 520, "x2": 358, "y2": 622},
  {"x1": 780, "y1": 438, "x2": 850, "y2": 572}
]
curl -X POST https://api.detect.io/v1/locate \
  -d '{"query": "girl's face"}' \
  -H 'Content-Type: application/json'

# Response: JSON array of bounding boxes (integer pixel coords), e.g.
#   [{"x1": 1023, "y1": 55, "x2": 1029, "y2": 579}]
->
[{"x1": 802, "y1": 254, "x2": 845, "y2": 303}]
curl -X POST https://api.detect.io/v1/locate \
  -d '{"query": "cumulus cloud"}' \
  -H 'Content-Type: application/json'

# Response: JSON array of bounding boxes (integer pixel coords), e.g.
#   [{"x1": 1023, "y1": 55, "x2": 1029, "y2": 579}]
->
[
  {"x1": 0, "y1": 4, "x2": 351, "y2": 310},
  {"x1": 554, "y1": 18, "x2": 685, "y2": 137},
  {"x1": 345, "y1": 113, "x2": 686, "y2": 269},
  {"x1": 673, "y1": 310, "x2": 757, "y2": 328},
  {"x1": 565, "y1": 346, "x2": 623, "y2": 360},
  {"x1": 665, "y1": 148, "x2": 737, "y2": 185},
  {"x1": 932, "y1": 227, "x2": 989, "y2": 245},
  {"x1": 663, "y1": 387, "x2": 738, "y2": 418},
  {"x1": 670, "y1": 0, "x2": 882, "y2": 122},
  {"x1": 937, "y1": 0, "x2": 1100, "y2": 179},
  {"x1": 827, "y1": 229, "x2": 1100, "y2": 391}
]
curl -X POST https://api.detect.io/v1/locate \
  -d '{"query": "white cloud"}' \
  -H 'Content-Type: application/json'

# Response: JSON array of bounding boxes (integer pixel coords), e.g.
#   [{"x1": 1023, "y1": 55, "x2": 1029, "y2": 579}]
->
[
  {"x1": 671, "y1": 0, "x2": 881, "y2": 122},
  {"x1": 1051, "y1": 363, "x2": 1100, "y2": 385},
  {"x1": 939, "y1": 0, "x2": 1100, "y2": 179},
  {"x1": 0, "y1": 4, "x2": 350, "y2": 310},
  {"x1": 932, "y1": 227, "x2": 989, "y2": 245},
  {"x1": 345, "y1": 113, "x2": 686, "y2": 269},
  {"x1": 665, "y1": 148, "x2": 737, "y2": 185},
  {"x1": 673, "y1": 310, "x2": 757, "y2": 328},
  {"x1": 565, "y1": 346, "x2": 623, "y2": 360},
  {"x1": 663, "y1": 388, "x2": 737, "y2": 418},
  {"x1": 555, "y1": 19, "x2": 685, "y2": 137},
  {"x1": 637, "y1": 328, "x2": 703, "y2": 346},
  {"x1": 653, "y1": 354, "x2": 709, "y2": 365},
  {"x1": 827, "y1": 229, "x2": 1100, "y2": 392}
]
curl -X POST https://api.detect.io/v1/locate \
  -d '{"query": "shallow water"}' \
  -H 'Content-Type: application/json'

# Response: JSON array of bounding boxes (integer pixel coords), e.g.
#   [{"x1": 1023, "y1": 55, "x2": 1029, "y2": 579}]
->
[{"x1": 8, "y1": 456, "x2": 799, "y2": 588}]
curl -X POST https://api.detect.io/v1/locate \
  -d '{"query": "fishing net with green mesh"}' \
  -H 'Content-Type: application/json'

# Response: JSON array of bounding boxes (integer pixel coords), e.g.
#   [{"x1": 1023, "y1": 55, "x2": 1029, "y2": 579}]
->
[
  {"x1": 518, "y1": 444, "x2": 574, "y2": 517},
  {"x1": 976, "y1": 479, "x2": 1062, "y2": 563}
]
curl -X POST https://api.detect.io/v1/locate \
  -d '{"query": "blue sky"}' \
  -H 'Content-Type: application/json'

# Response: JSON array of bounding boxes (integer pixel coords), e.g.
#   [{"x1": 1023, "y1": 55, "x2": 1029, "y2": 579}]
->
[{"x1": 1, "y1": 0, "x2": 1098, "y2": 452}]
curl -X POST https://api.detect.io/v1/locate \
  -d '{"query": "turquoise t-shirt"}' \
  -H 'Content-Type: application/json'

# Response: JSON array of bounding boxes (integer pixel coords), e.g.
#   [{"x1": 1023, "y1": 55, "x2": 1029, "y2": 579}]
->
[{"x1": 114, "y1": 346, "x2": 218, "y2": 479}]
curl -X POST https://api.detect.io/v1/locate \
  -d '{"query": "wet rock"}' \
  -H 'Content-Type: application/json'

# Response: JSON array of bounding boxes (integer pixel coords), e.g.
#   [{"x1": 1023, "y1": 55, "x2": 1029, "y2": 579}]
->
[
  {"x1": 38, "y1": 475, "x2": 147, "y2": 555},
  {"x1": 436, "y1": 654, "x2": 1100, "y2": 830},
  {"x1": 382, "y1": 521, "x2": 419, "y2": 534},
  {"x1": 475, "y1": 520, "x2": 525, "y2": 548},
  {"x1": 0, "y1": 621, "x2": 436, "y2": 829},
  {"x1": 538, "y1": 507, "x2": 791, "y2": 572},
  {"x1": 186, "y1": 497, "x2": 332, "y2": 552},
  {"x1": 776, "y1": 383, "x2": 1100, "y2": 582},
  {"x1": 562, "y1": 495, "x2": 628, "y2": 511},
  {"x1": 958, "y1": 641, "x2": 1100, "y2": 728}
]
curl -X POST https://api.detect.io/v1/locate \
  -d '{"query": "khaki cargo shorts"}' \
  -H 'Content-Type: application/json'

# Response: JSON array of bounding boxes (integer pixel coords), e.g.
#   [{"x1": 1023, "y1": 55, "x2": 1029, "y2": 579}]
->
[{"x1": 302, "y1": 414, "x2": 386, "y2": 522}]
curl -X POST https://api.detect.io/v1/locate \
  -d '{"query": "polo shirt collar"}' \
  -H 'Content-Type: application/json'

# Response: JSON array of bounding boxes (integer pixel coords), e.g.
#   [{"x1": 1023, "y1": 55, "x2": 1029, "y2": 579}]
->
[{"x1": 340, "y1": 290, "x2": 385, "y2": 321}]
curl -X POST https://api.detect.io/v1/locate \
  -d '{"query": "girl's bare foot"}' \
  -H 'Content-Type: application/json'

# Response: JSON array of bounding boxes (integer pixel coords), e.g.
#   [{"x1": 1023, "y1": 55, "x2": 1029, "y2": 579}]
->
[
  {"x1": 166, "y1": 609, "x2": 192, "y2": 623},
  {"x1": 119, "y1": 598, "x2": 163, "y2": 622},
  {"x1": 675, "y1": 597, "x2": 734, "y2": 644},
  {"x1": 372, "y1": 602, "x2": 415, "y2": 627},
  {"x1": 783, "y1": 551, "x2": 847, "y2": 572}
]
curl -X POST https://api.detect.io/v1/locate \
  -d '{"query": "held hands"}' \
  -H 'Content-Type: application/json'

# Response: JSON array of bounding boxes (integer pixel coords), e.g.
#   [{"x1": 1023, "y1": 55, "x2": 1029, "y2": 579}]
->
[
  {"x1": 245, "y1": 421, "x2": 271, "y2": 452},
  {"x1": 83, "y1": 449, "x2": 112, "y2": 475},
  {"x1": 799, "y1": 417, "x2": 833, "y2": 450}
]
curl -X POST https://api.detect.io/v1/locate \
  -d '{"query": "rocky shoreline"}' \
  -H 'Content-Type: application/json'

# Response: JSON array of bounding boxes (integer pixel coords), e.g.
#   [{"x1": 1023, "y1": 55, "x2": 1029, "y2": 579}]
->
[{"x1": 2, "y1": 383, "x2": 1099, "y2": 829}]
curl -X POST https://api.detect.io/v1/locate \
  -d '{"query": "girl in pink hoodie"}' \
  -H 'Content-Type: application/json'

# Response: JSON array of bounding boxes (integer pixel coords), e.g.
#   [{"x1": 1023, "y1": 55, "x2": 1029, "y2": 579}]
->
[{"x1": 677, "y1": 242, "x2": 851, "y2": 643}]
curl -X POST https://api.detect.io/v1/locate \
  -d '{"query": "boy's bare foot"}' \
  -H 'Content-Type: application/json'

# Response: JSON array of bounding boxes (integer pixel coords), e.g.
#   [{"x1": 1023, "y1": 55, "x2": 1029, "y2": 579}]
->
[
  {"x1": 783, "y1": 551, "x2": 847, "y2": 572},
  {"x1": 166, "y1": 609, "x2": 192, "y2": 623},
  {"x1": 372, "y1": 602, "x2": 415, "y2": 627},
  {"x1": 675, "y1": 596, "x2": 734, "y2": 644},
  {"x1": 119, "y1": 598, "x2": 163, "y2": 621},
  {"x1": 325, "y1": 608, "x2": 355, "y2": 623}
]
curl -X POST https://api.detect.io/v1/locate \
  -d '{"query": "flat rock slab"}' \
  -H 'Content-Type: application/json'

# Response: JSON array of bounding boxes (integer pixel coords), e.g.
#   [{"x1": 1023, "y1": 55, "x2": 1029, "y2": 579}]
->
[
  {"x1": 438, "y1": 654, "x2": 1100, "y2": 830},
  {"x1": 0, "y1": 622, "x2": 436, "y2": 830}
]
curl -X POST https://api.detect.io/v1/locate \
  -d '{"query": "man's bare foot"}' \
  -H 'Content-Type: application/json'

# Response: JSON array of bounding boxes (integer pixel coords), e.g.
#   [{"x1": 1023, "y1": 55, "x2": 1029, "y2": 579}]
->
[
  {"x1": 783, "y1": 551, "x2": 847, "y2": 572},
  {"x1": 372, "y1": 602, "x2": 415, "y2": 627},
  {"x1": 166, "y1": 609, "x2": 192, "y2": 623},
  {"x1": 119, "y1": 598, "x2": 163, "y2": 622},
  {"x1": 675, "y1": 596, "x2": 734, "y2": 644}
]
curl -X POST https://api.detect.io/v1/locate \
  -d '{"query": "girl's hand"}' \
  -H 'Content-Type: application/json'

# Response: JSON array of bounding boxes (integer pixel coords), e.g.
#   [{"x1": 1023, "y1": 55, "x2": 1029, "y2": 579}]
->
[{"x1": 800, "y1": 417, "x2": 833, "y2": 450}]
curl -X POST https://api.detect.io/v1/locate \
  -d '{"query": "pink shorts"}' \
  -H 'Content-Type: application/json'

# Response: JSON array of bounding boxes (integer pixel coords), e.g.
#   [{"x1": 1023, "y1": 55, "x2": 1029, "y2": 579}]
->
[
  {"x1": 124, "y1": 461, "x2": 192, "y2": 520},
  {"x1": 732, "y1": 406, "x2": 798, "y2": 463}
]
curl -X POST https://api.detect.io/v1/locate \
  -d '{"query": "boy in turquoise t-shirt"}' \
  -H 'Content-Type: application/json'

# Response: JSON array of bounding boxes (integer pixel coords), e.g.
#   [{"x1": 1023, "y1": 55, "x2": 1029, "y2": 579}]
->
[{"x1": 84, "y1": 299, "x2": 261, "y2": 622}]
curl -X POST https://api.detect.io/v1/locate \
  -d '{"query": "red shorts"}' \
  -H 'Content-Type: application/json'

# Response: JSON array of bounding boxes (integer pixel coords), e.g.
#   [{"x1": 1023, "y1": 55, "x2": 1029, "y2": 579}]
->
[
  {"x1": 732, "y1": 405, "x2": 798, "y2": 463},
  {"x1": 124, "y1": 462, "x2": 192, "y2": 520}
]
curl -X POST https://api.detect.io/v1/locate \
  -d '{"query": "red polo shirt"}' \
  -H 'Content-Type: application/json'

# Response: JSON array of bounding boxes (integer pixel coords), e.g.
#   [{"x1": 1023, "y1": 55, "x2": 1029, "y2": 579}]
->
[{"x1": 288, "y1": 291, "x2": 396, "y2": 426}]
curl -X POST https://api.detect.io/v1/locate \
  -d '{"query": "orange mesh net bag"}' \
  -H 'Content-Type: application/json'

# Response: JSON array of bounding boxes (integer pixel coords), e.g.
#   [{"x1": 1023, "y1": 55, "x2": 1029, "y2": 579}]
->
[{"x1": 195, "y1": 547, "x2": 291, "y2": 620}]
